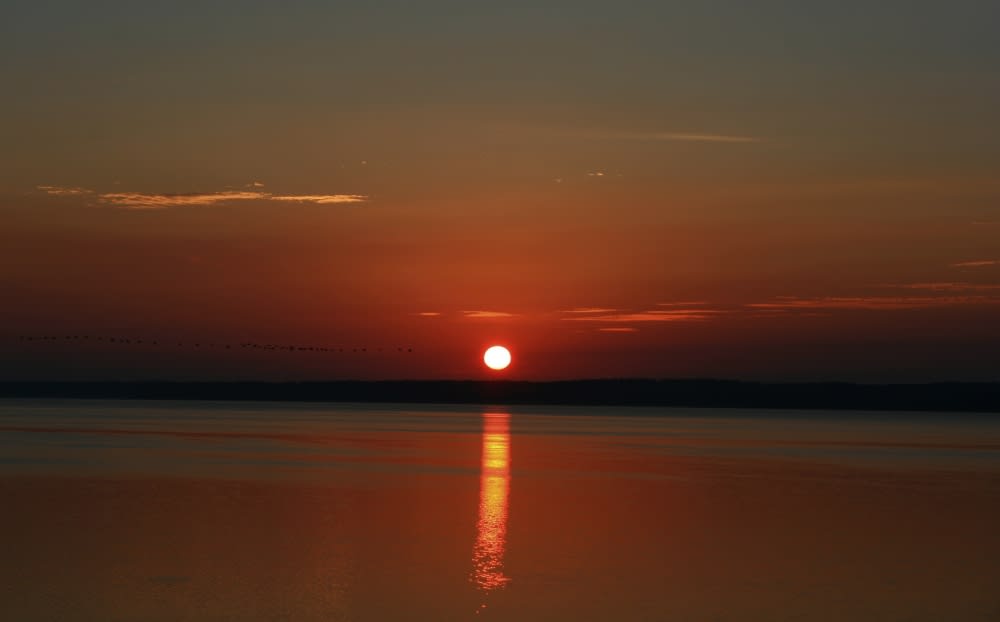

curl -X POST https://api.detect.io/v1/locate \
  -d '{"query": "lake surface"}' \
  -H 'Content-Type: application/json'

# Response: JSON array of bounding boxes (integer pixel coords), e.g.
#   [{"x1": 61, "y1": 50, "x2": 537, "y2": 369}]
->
[{"x1": 1, "y1": 400, "x2": 999, "y2": 621}]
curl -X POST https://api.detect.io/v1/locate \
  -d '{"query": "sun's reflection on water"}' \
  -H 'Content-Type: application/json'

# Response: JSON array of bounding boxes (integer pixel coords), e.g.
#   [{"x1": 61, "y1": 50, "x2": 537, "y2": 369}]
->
[{"x1": 471, "y1": 412, "x2": 511, "y2": 595}]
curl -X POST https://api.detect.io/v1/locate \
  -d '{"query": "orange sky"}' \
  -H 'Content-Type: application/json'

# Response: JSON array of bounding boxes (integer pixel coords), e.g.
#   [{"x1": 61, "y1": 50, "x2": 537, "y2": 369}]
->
[{"x1": 1, "y1": 2, "x2": 998, "y2": 380}]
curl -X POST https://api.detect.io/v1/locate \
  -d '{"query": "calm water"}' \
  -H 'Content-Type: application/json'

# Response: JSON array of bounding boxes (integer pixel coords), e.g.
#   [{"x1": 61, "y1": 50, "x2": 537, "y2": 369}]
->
[{"x1": 1, "y1": 400, "x2": 999, "y2": 621}]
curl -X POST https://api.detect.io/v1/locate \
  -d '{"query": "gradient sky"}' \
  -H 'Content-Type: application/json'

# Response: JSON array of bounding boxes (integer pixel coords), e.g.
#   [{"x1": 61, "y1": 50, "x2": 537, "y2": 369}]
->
[{"x1": 2, "y1": 1, "x2": 999, "y2": 381}]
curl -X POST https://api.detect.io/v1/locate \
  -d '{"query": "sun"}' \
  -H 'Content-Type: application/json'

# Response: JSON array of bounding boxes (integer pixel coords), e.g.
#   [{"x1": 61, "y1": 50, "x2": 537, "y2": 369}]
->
[{"x1": 483, "y1": 345, "x2": 512, "y2": 371}]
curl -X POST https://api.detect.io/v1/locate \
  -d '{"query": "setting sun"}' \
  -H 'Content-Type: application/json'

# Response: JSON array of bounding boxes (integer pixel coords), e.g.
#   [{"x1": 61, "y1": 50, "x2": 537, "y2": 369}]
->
[{"x1": 483, "y1": 346, "x2": 512, "y2": 371}]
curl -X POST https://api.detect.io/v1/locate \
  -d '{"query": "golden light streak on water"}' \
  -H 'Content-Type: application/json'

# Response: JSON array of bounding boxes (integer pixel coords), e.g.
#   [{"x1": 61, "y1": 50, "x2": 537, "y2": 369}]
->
[{"x1": 471, "y1": 412, "x2": 511, "y2": 600}]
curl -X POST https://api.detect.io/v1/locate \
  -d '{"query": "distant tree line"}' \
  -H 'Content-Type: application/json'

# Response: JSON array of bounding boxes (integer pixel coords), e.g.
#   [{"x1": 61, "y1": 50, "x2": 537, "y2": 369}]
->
[{"x1": 1, "y1": 379, "x2": 998, "y2": 413}]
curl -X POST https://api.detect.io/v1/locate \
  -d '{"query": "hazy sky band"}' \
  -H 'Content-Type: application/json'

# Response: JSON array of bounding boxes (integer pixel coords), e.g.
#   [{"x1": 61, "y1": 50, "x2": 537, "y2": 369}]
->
[{"x1": 1, "y1": 1, "x2": 998, "y2": 380}]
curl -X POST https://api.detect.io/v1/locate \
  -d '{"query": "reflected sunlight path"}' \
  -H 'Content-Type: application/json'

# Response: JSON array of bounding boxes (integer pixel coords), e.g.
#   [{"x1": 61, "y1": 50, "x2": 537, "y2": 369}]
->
[{"x1": 471, "y1": 412, "x2": 511, "y2": 599}]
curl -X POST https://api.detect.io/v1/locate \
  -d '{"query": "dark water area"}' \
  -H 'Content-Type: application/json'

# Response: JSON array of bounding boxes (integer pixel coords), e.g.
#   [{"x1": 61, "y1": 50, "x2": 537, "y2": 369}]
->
[
  {"x1": 4, "y1": 380, "x2": 1000, "y2": 412},
  {"x1": 1, "y1": 400, "x2": 999, "y2": 621}
]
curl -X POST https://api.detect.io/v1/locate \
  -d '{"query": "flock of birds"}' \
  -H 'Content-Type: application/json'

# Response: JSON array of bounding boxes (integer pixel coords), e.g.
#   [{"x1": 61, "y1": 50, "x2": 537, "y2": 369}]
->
[{"x1": 16, "y1": 335, "x2": 414, "y2": 354}]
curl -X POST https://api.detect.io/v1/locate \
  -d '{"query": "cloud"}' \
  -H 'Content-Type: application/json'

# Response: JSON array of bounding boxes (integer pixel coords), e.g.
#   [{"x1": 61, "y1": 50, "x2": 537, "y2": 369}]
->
[
  {"x1": 36, "y1": 185, "x2": 92, "y2": 196},
  {"x1": 635, "y1": 132, "x2": 760, "y2": 143},
  {"x1": 564, "y1": 308, "x2": 724, "y2": 322},
  {"x1": 746, "y1": 309, "x2": 832, "y2": 318},
  {"x1": 562, "y1": 129, "x2": 760, "y2": 144},
  {"x1": 951, "y1": 260, "x2": 999, "y2": 268},
  {"x1": 268, "y1": 194, "x2": 367, "y2": 205},
  {"x1": 99, "y1": 191, "x2": 267, "y2": 208},
  {"x1": 656, "y1": 301, "x2": 710, "y2": 307},
  {"x1": 463, "y1": 310, "x2": 516, "y2": 318},
  {"x1": 565, "y1": 291, "x2": 1000, "y2": 324},
  {"x1": 37, "y1": 185, "x2": 367, "y2": 209},
  {"x1": 747, "y1": 294, "x2": 1000, "y2": 311},
  {"x1": 598, "y1": 327, "x2": 639, "y2": 333},
  {"x1": 416, "y1": 312, "x2": 441, "y2": 317},
  {"x1": 560, "y1": 307, "x2": 618, "y2": 314},
  {"x1": 887, "y1": 282, "x2": 1000, "y2": 292}
]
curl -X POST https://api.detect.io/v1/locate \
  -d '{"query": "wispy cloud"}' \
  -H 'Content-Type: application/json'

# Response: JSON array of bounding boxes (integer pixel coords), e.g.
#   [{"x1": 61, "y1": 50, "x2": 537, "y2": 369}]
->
[
  {"x1": 463, "y1": 310, "x2": 516, "y2": 319},
  {"x1": 560, "y1": 307, "x2": 618, "y2": 314},
  {"x1": 887, "y1": 282, "x2": 1000, "y2": 292},
  {"x1": 268, "y1": 194, "x2": 367, "y2": 205},
  {"x1": 99, "y1": 191, "x2": 267, "y2": 208},
  {"x1": 566, "y1": 290, "x2": 1000, "y2": 324},
  {"x1": 656, "y1": 301, "x2": 710, "y2": 307},
  {"x1": 416, "y1": 312, "x2": 441, "y2": 317},
  {"x1": 36, "y1": 185, "x2": 91, "y2": 196},
  {"x1": 747, "y1": 294, "x2": 1000, "y2": 311},
  {"x1": 37, "y1": 185, "x2": 367, "y2": 209},
  {"x1": 746, "y1": 309, "x2": 832, "y2": 318},
  {"x1": 100, "y1": 191, "x2": 366, "y2": 209},
  {"x1": 565, "y1": 129, "x2": 760, "y2": 144},
  {"x1": 598, "y1": 327, "x2": 639, "y2": 333},
  {"x1": 951, "y1": 260, "x2": 999, "y2": 268},
  {"x1": 633, "y1": 132, "x2": 760, "y2": 143},
  {"x1": 564, "y1": 308, "x2": 724, "y2": 322}
]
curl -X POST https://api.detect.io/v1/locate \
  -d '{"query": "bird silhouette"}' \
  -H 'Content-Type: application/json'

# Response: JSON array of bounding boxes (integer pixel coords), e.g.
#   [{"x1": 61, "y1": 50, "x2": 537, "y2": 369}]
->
[{"x1": 17, "y1": 334, "x2": 415, "y2": 355}]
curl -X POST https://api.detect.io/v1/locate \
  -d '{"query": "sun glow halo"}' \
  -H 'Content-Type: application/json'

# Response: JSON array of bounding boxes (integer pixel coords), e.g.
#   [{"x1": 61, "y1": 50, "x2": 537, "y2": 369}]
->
[{"x1": 483, "y1": 346, "x2": 512, "y2": 371}]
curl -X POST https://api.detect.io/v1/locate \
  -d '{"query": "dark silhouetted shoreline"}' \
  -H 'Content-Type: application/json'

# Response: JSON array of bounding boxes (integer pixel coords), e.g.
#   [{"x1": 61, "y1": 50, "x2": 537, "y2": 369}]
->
[{"x1": 1, "y1": 380, "x2": 998, "y2": 412}]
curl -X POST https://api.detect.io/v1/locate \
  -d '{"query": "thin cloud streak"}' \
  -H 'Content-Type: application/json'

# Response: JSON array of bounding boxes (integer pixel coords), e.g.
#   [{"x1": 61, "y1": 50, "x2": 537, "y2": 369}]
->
[
  {"x1": 560, "y1": 307, "x2": 618, "y2": 314},
  {"x1": 268, "y1": 194, "x2": 367, "y2": 205},
  {"x1": 100, "y1": 191, "x2": 266, "y2": 208},
  {"x1": 562, "y1": 129, "x2": 760, "y2": 144},
  {"x1": 37, "y1": 186, "x2": 367, "y2": 209},
  {"x1": 887, "y1": 282, "x2": 1000, "y2": 292},
  {"x1": 564, "y1": 309, "x2": 724, "y2": 322},
  {"x1": 748, "y1": 295, "x2": 1000, "y2": 311},
  {"x1": 599, "y1": 327, "x2": 639, "y2": 333},
  {"x1": 641, "y1": 132, "x2": 760, "y2": 143},
  {"x1": 657, "y1": 301, "x2": 710, "y2": 307},
  {"x1": 36, "y1": 185, "x2": 91, "y2": 196},
  {"x1": 463, "y1": 310, "x2": 516, "y2": 319},
  {"x1": 563, "y1": 291, "x2": 1000, "y2": 324},
  {"x1": 951, "y1": 260, "x2": 999, "y2": 268}
]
